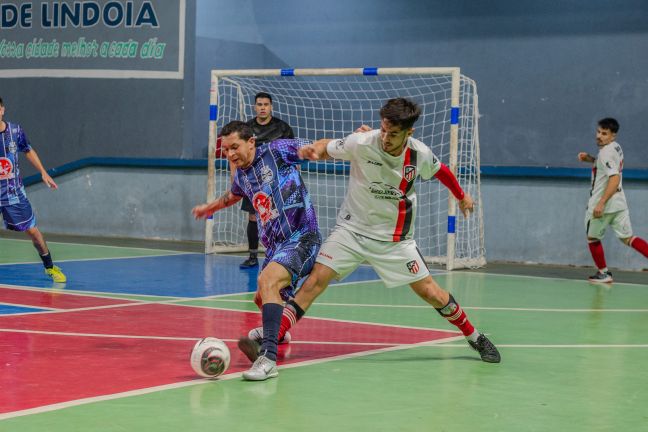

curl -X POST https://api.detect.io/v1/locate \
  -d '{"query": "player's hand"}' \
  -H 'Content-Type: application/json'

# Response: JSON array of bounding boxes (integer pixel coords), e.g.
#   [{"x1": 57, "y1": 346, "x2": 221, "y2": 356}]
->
[
  {"x1": 42, "y1": 173, "x2": 58, "y2": 189},
  {"x1": 578, "y1": 152, "x2": 591, "y2": 163},
  {"x1": 458, "y1": 193, "x2": 474, "y2": 218},
  {"x1": 192, "y1": 204, "x2": 212, "y2": 219},
  {"x1": 298, "y1": 145, "x2": 319, "y2": 161},
  {"x1": 355, "y1": 124, "x2": 372, "y2": 133},
  {"x1": 593, "y1": 202, "x2": 604, "y2": 218}
]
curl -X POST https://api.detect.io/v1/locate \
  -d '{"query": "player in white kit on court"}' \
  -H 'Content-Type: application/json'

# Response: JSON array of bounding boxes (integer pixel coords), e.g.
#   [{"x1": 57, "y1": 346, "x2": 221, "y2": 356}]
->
[{"x1": 247, "y1": 97, "x2": 500, "y2": 364}]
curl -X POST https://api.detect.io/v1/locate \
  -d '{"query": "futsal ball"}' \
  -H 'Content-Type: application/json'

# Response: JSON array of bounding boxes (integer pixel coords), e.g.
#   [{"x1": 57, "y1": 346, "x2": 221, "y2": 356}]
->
[{"x1": 190, "y1": 337, "x2": 231, "y2": 378}]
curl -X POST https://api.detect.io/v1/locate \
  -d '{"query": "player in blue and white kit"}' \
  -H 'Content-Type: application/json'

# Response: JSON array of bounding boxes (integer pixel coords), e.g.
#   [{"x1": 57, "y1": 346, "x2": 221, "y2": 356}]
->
[
  {"x1": 192, "y1": 120, "x2": 320, "y2": 381},
  {"x1": 0, "y1": 97, "x2": 66, "y2": 283}
]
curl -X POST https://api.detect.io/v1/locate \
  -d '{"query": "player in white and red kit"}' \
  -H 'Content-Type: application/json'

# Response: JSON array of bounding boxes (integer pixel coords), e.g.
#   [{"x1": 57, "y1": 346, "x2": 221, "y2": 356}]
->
[
  {"x1": 578, "y1": 117, "x2": 648, "y2": 282},
  {"x1": 248, "y1": 98, "x2": 500, "y2": 363}
]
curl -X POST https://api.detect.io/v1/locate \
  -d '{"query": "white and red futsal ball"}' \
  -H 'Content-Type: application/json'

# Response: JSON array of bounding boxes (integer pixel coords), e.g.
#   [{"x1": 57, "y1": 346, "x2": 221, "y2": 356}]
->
[{"x1": 190, "y1": 337, "x2": 230, "y2": 378}]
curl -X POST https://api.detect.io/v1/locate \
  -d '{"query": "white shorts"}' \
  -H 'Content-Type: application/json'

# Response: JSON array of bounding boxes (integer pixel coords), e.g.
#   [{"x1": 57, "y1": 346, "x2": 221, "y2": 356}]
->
[
  {"x1": 585, "y1": 209, "x2": 633, "y2": 240},
  {"x1": 315, "y1": 225, "x2": 430, "y2": 288}
]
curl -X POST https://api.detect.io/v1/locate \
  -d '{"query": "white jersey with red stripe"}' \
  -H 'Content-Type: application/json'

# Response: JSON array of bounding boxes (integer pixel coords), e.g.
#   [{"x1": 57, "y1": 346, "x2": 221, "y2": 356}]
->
[
  {"x1": 587, "y1": 141, "x2": 627, "y2": 216},
  {"x1": 326, "y1": 130, "x2": 441, "y2": 242}
]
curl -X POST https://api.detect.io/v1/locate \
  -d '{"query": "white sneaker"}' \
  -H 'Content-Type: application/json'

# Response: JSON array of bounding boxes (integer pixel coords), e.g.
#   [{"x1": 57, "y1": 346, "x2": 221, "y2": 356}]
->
[
  {"x1": 248, "y1": 327, "x2": 292, "y2": 344},
  {"x1": 242, "y1": 355, "x2": 278, "y2": 381}
]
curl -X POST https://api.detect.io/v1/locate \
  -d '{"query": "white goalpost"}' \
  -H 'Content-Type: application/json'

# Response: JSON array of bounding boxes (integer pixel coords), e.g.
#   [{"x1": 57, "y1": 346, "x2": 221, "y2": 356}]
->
[{"x1": 205, "y1": 67, "x2": 485, "y2": 270}]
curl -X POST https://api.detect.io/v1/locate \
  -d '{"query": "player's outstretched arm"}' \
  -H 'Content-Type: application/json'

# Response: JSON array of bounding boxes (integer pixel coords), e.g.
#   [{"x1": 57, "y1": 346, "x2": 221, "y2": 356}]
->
[
  {"x1": 434, "y1": 163, "x2": 474, "y2": 217},
  {"x1": 192, "y1": 191, "x2": 242, "y2": 219},
  {"x1": 578, "y1": 152, "x2": 595, "y2": 163},
  {"x1": 298, "y1": 139, "x2": 331, "y2": 161},
  {"x1": 24, "y1": 149, "x2": 58, "y2": 189}
]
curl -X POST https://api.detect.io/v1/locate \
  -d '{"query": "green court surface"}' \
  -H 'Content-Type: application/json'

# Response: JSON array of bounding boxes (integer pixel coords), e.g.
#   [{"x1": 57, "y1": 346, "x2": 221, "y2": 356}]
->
[
  {"x1": 1, "y1": 237, "x2": 647, "y2": 431},
  {"x1": 0, "y1": 238, "x2": 181, "y2": 264}
]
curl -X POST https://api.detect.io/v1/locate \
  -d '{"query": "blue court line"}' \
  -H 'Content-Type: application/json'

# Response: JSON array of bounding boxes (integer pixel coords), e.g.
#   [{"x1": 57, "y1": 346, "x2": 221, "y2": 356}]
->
[
  {"x1": 0, "y1": 304, "x2": 48, "y2": 315},
  {"x1": 0, "y1": 254, "x2": 381, "y2": 298}
]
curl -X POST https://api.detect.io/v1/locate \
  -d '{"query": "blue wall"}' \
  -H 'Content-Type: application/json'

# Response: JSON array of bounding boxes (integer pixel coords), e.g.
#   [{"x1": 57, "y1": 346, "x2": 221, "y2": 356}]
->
[{"x1": 194, "y1": 0, "x2": 648, "y2": 168}]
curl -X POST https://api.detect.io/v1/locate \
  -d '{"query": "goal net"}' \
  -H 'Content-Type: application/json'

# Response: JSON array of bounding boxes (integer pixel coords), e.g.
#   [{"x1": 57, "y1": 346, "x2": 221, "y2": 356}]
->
[{"x1": 205, "y1": 68, "x2": 485, "y2": 270}]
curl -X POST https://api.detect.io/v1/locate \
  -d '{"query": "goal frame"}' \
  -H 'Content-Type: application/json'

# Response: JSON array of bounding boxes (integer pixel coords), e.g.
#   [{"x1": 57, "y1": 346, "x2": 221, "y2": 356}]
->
[{"x1": 205, "y1": 67, "x2": 485, "y2": 270}]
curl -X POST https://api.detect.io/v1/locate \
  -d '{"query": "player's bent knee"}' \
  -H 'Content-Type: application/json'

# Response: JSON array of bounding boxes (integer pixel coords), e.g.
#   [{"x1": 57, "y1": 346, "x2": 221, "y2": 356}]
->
[{"x1": 621, "y1": 236, "x2": 633, "y2": 246}]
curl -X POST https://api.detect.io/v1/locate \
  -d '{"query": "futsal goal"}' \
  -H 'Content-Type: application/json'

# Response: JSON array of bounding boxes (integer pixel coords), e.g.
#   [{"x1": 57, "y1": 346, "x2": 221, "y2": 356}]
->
[{"x1": 205, "y1": 67, "x2": 485, "y2": 270}]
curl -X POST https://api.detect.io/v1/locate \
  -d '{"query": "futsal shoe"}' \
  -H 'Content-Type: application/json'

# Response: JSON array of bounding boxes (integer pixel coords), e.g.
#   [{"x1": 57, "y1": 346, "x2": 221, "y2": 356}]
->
[
  {"x1": 248, "y1": 327, "x2": 292, "y2": 345},
  {"x1": 238, "y1": 336, "x2": 261, "y2": 362},
  {"x1": 242, "y1": 355, "x2": 278, "y2": 381},
  {"x1": 239, "y1": 257, "x2": 259, "y2": 269},
  {"x1": 588, "y1": 270, "x2": 613, "y2": 283},
  {"x1": 468, "y1": 333, "x2": 501, "y2": 363},
  {"x1": 45, "y1": 265, "x2": 67, "y2": 283}
]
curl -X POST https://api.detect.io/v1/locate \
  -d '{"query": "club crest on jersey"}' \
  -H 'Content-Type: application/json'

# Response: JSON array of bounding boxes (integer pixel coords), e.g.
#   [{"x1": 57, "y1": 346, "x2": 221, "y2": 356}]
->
[
  {"x1": 8, "y1": 141, "x2": 17, "y2": 154},
  {"x1": 334, "y1": 138, "x2": 346, "y2": 151},
  {"x1": 406, "y1": 260, "x2": 420, "y2": 274},
  {"x1": 403, "y1": 165, "x2": 416, "y2": 182},
  {"x1": 252, "y1": 191, "x2": 279, "y2": 224},
  {"x1": 0, "y1": 157, "x2": 15, "y2": 180},
  {"x1": 260, "y1": 165, "x2": 274, "y2": 184}
]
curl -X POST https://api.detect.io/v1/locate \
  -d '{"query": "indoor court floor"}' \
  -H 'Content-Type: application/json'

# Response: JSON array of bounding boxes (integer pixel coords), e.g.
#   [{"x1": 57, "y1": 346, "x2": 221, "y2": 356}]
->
[{"x1": 1, "y1": 235, "x2": 647, "y2": 431}]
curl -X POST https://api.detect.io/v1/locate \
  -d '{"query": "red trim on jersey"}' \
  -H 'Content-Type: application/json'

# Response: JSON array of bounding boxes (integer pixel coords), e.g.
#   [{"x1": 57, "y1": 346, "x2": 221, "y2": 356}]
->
[
  {"x1": 434, "y1": 163, "x2": 465, "y2": 200},
  {"x1": 393, "y1": 148, "x2": 412, "y2": 242}
]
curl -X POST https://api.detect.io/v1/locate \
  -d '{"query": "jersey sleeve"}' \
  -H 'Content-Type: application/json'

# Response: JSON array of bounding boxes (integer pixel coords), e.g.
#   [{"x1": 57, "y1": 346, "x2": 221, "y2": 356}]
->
[
  {"x1": 282, "y1": 122, "x2": 295, "y2": 139},
  {"x1": 418, "y1": 147, "x2": 442, "y2": 180},
  {"x1": 326, "y1": 133, "x2": 360, "y2": 161},
  {"x1": 16, "y1": 125, "x2": 32, "y2": 153},
  {"x1": 599, "y1": 148, "x2": 621, "y2": 176},
  {"x1": 273, "y1": 138, "x2": 310, "y2": 165}
]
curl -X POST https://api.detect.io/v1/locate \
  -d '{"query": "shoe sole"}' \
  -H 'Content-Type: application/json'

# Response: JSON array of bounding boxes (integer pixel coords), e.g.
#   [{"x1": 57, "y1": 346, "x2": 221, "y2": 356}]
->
[
  {"x1": 238, "y1": 337, "x2": 260, "y2": 362},
  {"x1": 242, "y1": 370, "x2": 279, "y2": 381},
  {"x1": 587, "y1": 279, "x2": 613, "y2": 283}
]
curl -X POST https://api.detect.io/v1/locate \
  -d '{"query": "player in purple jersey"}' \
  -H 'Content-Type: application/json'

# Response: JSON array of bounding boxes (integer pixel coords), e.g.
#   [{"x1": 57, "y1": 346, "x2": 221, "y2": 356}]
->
[
  {"x1": 193, "y1": 120, "x2": 320, "y2": 381},
  {"x1": 238, "y1": 92, "x2": 295, "y2": 269},
  {"x1": 0, "y1": 97, "x2": 66, "y2": 283}
]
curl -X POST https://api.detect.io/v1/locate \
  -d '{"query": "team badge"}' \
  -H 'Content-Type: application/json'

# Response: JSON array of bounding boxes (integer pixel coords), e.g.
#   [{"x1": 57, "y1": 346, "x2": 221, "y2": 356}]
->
[
  {"x1": 334, "y1": 138, "x2": 346, "y2": 151},
  {"x1": 8, "y1": 141, "x2": 17, "y2": 154},
  {"x1": 0, "y1": 157, "x2": 15, "y2": 180},
  {"x1": 403, "y1": 165, "x2": 416, "y2": 182},
  {"x1": 260, "y1": 165, "x2": 274, "y2": 184},
  {"x1": 252, "y1": 191, "x2": 279, "y2": 224},
  {"x1": 406, "y1": 260, "x2": 420, "y2": 274}
]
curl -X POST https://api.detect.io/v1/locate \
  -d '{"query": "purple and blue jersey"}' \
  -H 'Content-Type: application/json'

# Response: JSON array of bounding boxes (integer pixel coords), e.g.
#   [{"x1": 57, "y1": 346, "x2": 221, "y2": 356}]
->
[
  {"x1": 1, "y1": 122, "x2": 32, "y2": 207},
  {"x1": 231, "y1": 138, "x2": 321, "y2": 251}
]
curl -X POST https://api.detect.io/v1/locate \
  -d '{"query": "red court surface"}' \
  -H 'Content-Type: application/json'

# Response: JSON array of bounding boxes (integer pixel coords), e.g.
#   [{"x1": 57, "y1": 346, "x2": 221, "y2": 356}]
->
[
  {"x1": 1, "y1": 290, "x2": 459, "y2": 414},
  {"x1": 0, "y1": 286, "x2": 137, "y2": 310}
]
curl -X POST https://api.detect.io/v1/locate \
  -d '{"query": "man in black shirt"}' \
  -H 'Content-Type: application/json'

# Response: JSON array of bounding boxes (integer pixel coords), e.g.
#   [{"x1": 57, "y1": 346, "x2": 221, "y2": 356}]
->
[{"x1": 239, "y1": 92, "x2": 295, "y2": 268}]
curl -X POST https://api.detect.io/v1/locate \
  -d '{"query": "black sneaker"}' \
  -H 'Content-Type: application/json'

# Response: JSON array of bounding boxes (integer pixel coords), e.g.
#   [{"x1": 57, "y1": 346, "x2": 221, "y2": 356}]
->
[
  {"x1": 588, "y1": 270, "x2": 613, "y2": 283},
  {"x1": 468, "y1": 333, "x2": 501, "y2": 363},
  {"x1": 239, "y1": 257, "x2": 259, "y2": 269},
  {"x1": 238, "y1": 337, "x2": 260, "y2": 362}
]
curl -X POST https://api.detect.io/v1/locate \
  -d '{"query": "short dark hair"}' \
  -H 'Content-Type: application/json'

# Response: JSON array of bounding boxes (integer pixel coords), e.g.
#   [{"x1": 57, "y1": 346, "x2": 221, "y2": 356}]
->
[
  {"x1": 598, "y1": 117, "x2": 619, "y2": 134},
  {"x1": 221, "y1": 120, "x2": 254, "y2": 141},
  {"x1": 0, "y1": 97, "x2": 3, "y2": 107},
  {"x1": 255, "y1": 92, "x2": 272, "y2": 103},
  {"x1": 379, "y1": 98, "x2": 421, "y2": 130}
]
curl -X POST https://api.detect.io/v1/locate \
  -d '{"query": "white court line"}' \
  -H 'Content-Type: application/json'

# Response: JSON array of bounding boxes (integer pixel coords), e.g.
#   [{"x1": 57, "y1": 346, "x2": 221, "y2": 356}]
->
[
  {"x1": 0, "y1": 328, "x2": 430, "y2": 347},
  {"x1": 0, "y1": 335, "x2": 463, "y2": 421},
  {"x1": 0, "y1": 236, "x2": 197, "y2": 254},
  {"x1": 461, "y1": 270, "x2": 648, "y2": 287},
  {"x1": 0, "y1": 252, "x2": 198, "y2": 266},
  {"x1": 204, "y1": 298, "x2": 648, "y2": 313},
  {"x1": 438, "y1": 343, "x2": 648, "y2": 348}
]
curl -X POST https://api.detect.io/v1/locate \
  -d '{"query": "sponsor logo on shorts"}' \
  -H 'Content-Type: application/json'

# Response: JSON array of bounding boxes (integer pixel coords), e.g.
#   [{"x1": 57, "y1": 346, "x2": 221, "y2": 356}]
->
[
  {"x1": 403, "y1": 165, "x2": 416, "y2": 182},
  {"x1": 406, "y1": 260, "x2": 419, "y2": 274},
  {"x1": 0, "y1": 157, "x2": 15, "y2": 180},
  {"x1": 367, "y1": 160, "x2": 383, "y2": 166},
  {"x1": 318, "y1": 252, "x2": 333, "y2": 260}
]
